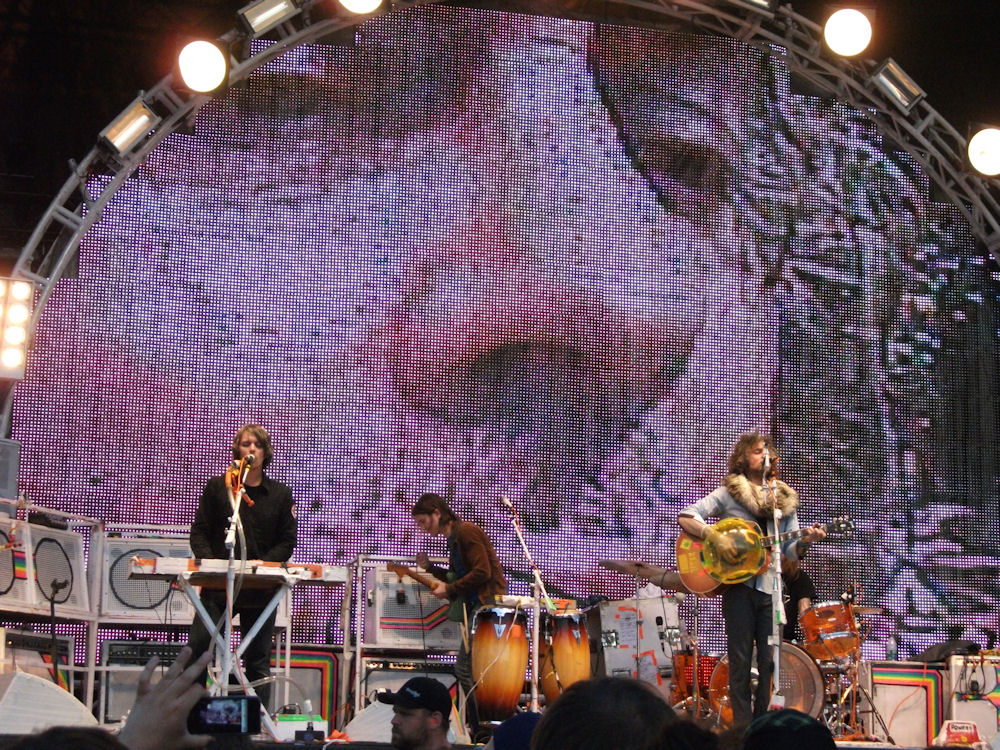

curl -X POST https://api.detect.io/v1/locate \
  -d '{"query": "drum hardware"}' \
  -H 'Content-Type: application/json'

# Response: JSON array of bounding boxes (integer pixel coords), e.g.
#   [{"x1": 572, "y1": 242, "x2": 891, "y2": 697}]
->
[{"x1": 598, "y1": 560, "x2": 687, "y2": 592}]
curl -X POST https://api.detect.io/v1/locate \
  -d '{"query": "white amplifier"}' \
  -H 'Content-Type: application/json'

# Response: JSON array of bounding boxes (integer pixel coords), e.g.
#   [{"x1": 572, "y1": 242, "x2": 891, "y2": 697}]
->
[
  {"x1": 363, "y1": 565, "x2": 463, "y2": 651},
  {"x1": 950, "y1": 654, "x2": 1000, "y2": 742}
]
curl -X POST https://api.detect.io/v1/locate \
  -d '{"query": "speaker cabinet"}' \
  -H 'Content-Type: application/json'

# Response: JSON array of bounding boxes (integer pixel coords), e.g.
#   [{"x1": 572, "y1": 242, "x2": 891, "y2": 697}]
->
[
  {"x1": 858, "y1": 660, "x2": 951, "y2": 746},
  {"x1": 99, "y1": 537, "x2": 196, "y2": 624},
  {"x1": 362, "y1": 566, "x2": 462, "y2": 651},
  {"x1": 0, "y1": 671, "x2": 97, "y2": 733},
  {"x1": 100, "y1": 642, "x2": 340, "y2": 724},
  {"x1": 0, "y1": 520, "x2": 89, "y2": 619},
  {"x1": 950, "y1": 654, "x2": 1000, "y2": 742}
]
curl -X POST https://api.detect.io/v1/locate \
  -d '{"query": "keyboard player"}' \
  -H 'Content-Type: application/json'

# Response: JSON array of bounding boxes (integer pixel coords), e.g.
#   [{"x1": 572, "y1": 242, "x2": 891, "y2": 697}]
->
[{"x1": 187, "y1": 423, "x2": 297, "y2": 708}]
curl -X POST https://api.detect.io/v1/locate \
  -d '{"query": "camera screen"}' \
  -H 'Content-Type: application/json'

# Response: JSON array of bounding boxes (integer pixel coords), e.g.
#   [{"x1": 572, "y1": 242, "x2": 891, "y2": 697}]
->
[{"x1": 187, "y1": 696, "x2": 261, "y2": 734}]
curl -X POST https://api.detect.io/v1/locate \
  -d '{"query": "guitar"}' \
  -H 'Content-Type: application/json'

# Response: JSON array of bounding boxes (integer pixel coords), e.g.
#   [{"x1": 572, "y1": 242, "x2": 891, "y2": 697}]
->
[
  {"x1": 676, "y1": 516, "x2": 854, "y2": 595},
  {"x1": 387, "y1": 563, "x2": 466, "y2": 622}
]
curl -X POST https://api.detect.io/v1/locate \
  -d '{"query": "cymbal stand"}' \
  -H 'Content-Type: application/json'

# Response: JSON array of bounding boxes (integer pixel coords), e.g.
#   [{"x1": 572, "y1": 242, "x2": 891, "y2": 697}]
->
[{"x1": 672, "y1": 594, "x2": 709, "y2": 719}]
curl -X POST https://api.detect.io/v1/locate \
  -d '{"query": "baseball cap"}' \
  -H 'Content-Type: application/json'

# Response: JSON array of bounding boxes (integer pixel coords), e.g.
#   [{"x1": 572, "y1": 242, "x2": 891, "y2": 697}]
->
[{"x1": 377, "y1": 677, "x2": 453, "y2": 717}]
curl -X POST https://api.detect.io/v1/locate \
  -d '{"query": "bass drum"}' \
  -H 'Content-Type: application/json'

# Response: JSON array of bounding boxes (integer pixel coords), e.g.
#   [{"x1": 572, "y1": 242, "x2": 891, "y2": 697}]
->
[{"x1": 707, "y1": 642, "x2": 824, "y2": 726}]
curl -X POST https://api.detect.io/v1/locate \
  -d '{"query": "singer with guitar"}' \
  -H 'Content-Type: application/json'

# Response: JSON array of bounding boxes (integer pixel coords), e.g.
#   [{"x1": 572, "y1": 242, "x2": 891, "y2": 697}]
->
[
  {"x1": 187, "y1": 424, "x2": 297, "y2": 708},
  {"x1": 677, "y1": 431, "x2": 825, "y2": 727},
  {"x1": 412, "y1": 492, "x2": 506, "y2": 736}
]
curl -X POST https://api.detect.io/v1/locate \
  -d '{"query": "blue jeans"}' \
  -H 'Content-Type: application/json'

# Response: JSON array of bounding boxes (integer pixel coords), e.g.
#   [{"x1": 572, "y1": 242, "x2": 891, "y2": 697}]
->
[{"x1": 722, "y1": 584, "x2": 774, "y2": 727}]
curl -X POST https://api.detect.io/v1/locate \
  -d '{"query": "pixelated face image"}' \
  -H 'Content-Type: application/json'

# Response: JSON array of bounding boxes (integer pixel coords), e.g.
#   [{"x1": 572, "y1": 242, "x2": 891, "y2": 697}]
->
[{"x1": 11, "y1": 7, "x2": 999, "y2": 654}]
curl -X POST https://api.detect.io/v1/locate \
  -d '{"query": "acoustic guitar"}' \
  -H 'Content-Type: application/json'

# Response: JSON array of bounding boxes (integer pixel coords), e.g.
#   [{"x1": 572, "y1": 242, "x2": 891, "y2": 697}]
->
[
  {"x1": 676, "y1": 516, "x2": 854, "y2": 595},
  {"x1": 387, "y1": 563, "x2": 466, "y2": 622}
]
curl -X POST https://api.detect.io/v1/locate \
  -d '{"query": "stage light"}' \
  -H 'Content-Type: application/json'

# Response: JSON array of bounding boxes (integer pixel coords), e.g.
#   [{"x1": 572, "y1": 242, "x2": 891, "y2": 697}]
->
[
  {"x1": 0, "y1": 279, "x2": 34, "y2": 380},
  {"x1": 722, "y1": 0, "x2": 777, "y2": 12},
  {"x1": 870, "y1": 58, "x2": 925, "y2": 114},
  {"x1": 99, "y1": 98, "x2": 161, "y2": 155},
  {"x1": 968, "y1": 127, "x2": 1000, "y2": 177},
  {"x1": 824, "y1": 8, "x2": 872, "y2": 57},
  {"x1": 178, "y1": 40, "x2": 229, "y2": 93},
  {"x1": 338, "y1": 0, "x2": 382, "y2": 14},
  {"x1": 239, "y1": 0, "x2": 302, "y2": 36}
]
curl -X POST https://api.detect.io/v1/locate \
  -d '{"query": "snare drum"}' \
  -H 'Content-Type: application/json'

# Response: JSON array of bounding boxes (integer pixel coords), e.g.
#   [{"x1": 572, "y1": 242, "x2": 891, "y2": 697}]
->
[
  {"x1": 669, "y1": 652, "x2": 719, "y2": 703},
  {"x1": 707, "y1": 641, "x2": 824, "y2": 726},
  {"x1": 799, "y1": 600, "x2": 860, "y2": 660},
  {"x1": 539, "y1": 610, "x2": 591, "y2": 703},
  {"x1": 471, "y1": 605, "x2": 530, "y2": 722}
]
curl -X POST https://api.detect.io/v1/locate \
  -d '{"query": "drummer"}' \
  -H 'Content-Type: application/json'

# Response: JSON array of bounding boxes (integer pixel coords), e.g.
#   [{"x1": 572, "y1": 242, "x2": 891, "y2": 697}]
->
[
  {"x1": 413, "y1": 492, "x2": 507, "y2": 737},
  {"x1": 781, "y1": 558, "x2": 816, "y2": 642}
]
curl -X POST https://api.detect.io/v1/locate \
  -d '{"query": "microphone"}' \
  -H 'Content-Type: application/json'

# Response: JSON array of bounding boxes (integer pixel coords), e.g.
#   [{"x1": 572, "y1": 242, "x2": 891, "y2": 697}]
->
[
  {"x1": 763, "y1": 445, "x2": 771, "y2": 473},
  {"x1": 239, "y1": 454, "x2": 255, "y2": 483},
  {"x1": 500, "y1": 496, "x2": 513, "y2": 509}
]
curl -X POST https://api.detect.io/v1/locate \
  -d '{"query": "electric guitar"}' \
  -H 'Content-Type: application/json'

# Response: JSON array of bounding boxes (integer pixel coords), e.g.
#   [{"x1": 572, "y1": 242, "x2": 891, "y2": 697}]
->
[
  {"x1": 676, "y1": 516, "x2": 854, "y2": 595},
  {"x1": 387, "y1": 563, "x2": 466, "y2": 622}
]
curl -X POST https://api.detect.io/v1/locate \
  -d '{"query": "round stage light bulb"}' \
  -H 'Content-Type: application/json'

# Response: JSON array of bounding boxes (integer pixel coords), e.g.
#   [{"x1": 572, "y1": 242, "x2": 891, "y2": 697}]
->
[
  {"x1": 6, "y1": 303, "x2": 28, "y2": 325},
  {"x1": 1, "y1": 347, "x2": 23, "y2": 369},
  {"x1": 4, "y1": 326, "x2": 25, "y2": 346},
  {"x1": 824, "y1": 8, "x2": 872, "y2": 57},
  {"x1": 10, "y1": 281, "x2": 31, "y2": 301},
  {"x1": 178, "y1": 40, "x2": 228, "y2": 93},
  {"x1": 339, "y1": 0, "x2": 382, "y2": 13},
  {"x1": 968, "y1": 128, "x2": 1000, "y2": 176}
]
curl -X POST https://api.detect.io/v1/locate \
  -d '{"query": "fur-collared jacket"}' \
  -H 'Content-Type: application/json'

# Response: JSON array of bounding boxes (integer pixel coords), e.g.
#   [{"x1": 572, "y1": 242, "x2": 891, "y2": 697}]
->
[{"x1": 679, "y1": 473, "x2": 802, "y2": 591}]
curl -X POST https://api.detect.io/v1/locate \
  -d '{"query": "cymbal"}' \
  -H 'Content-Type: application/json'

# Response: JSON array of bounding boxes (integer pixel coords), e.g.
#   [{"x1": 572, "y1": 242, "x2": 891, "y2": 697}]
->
[
  {"x1": 852, "y1": 605, "x2": 884, "y2": 615},
  {"x1": 599, "y1": 560, "x2": 686, "y2": 591}
]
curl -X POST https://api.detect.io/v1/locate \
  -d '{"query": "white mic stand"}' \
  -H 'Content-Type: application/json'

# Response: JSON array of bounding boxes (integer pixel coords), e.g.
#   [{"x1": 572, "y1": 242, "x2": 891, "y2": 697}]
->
[
  {"x1": 500, "y1": 496, "x2": 556, "y2": 713},
  {"x1": 220, "y1": 464, "x2": 248, "y2": 698},
  {"x1": 762, "y1": 447, "x2": 786, "y2": 710}
]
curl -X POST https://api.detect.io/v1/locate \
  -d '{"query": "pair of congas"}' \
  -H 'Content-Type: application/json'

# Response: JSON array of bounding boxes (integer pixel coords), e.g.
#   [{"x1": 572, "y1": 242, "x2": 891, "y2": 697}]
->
[{"x1": 470, "y1": 604, "x2": 591, "y2": 722}]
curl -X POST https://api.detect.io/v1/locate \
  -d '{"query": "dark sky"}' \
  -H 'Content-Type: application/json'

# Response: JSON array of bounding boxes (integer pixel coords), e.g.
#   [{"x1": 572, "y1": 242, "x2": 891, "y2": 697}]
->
[{"x1": 1, "y1": 0, "x2": 998, "y2": 260}]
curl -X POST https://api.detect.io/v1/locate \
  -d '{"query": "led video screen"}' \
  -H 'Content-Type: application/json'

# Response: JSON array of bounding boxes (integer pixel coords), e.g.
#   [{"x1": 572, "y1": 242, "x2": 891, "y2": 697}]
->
[{"x1": 10, "y1": 6, "x2": 1000, "y2": 658}]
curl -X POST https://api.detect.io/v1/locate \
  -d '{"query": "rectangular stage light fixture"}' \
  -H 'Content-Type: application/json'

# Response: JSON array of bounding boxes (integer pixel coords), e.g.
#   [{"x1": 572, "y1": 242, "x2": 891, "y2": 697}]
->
[
  {"x1": 0, "y1": 279, "x2": 34, "y2": 381},
  {"x1": 871, "y1": 58, "x2": 926, "y2": 114},
  {"x1": 100, "y1": 98, "x2": 160, "y2": 155},
  {"x1": 239, "y1": 0, "x2": 302, "y2": 36}
]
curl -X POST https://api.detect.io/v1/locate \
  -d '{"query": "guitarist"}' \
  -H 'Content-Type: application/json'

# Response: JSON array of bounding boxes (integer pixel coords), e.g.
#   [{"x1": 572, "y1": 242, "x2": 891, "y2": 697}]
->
[
  {"x1": 412, "y1": 492, "x2": 507, "y2": 736},
  {"x1": 677, "y1": 431, "x2": 825, "y2": 727}
]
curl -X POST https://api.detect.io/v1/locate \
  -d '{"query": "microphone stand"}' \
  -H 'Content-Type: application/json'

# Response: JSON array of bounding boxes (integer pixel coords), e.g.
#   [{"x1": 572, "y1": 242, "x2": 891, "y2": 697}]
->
[
  {"x1": 763, "y1": 448, "x2": 786, "y2": 710},
  {"x1": 221, "y1": 460, "x2": 250, "y2": 696},
  {"x1": 500, "y1": 497, "x2": 556, "y2": 713}
]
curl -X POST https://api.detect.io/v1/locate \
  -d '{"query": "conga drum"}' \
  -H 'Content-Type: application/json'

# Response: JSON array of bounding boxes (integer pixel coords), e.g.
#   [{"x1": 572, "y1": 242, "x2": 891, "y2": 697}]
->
[
  {"x1": 471, "y1": 605, "x2": 530, "y2": 722},
  {"x1": 538, "y1": 609, "x2": 591, "y2": 703}
]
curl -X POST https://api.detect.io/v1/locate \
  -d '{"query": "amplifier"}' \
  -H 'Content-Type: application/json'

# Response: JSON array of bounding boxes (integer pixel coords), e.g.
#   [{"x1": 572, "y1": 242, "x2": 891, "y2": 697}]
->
[
  {"x1": 950, "y1": 654, "x2": 1000, "y2": 742},
  {"x1": 359, "y1": 656, "x2": 456, "y2": 707},
  {"x1": 100, "y1": 641, "x2": 185, "y2": 723},
  {"x1": 362, "y1": 566, "x2": 462, "y2": 651},
  {"x1": 858, "y1": 660, "x2": 951, "y2": 746},
  {"x1": 0, "y1": 628, "x2": 74, "y2": 693}
]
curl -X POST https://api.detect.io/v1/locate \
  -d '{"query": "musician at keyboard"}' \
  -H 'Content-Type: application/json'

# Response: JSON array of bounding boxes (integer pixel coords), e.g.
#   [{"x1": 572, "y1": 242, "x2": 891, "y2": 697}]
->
[{"x1": 187, "y1": 423, "x2": 297, "y2": 708}]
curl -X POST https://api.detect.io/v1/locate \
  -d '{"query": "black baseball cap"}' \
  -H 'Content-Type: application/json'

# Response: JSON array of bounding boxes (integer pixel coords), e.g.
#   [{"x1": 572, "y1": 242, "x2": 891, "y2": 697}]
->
[{"x1": 377, "y1": 677, "x2": 453, "y2": 717}]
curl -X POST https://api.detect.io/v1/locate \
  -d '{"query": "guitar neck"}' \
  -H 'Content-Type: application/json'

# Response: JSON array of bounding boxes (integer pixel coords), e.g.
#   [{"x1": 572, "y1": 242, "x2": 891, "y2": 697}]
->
[
  {"x1": 764, "y1": 524, "x2": 819, "y2": 548},
  {"x1": 388, "y1": 563, "x2": 439, "y2": 591}
]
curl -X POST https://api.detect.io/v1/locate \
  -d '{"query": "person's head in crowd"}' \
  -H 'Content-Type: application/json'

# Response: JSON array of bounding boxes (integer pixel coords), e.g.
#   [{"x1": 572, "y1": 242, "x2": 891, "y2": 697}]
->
[
  {"x1": 648, "y1": 719, "x2": 719, "y2": 750},
  {"x1": 530, "y1": 677, "x2": 676, "y2": 750},
  {"x1": 485, "y1": 711, "x2": 542, "y2": 750},
  {"x1": 378, "y1": 676, "x2": 454, "y2": 750},
  {"x1": 741, "y1": 708, "x2": 835, "y2": 750},
  {"x1": 7, "y1": 727, "x2": 128, "y2": 750}
]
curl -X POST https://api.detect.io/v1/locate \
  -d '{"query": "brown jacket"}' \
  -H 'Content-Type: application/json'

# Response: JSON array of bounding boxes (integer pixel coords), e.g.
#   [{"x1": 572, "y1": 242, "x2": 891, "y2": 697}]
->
[{"x1": 429, "y1": 519, "x2": 507, "y2": 607}]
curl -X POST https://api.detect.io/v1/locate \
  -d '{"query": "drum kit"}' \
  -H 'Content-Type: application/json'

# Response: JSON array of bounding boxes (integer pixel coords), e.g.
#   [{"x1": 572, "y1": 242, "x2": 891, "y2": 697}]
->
[{"x1": 596, "y1": 558, "x2": 886, "y2": 737}]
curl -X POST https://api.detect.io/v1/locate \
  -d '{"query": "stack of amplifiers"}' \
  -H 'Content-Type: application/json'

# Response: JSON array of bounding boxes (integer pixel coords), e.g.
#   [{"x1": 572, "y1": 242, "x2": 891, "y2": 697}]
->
[
  {"x1": 950, "y1": 653, "x2": 1000, "y2": 742},
  {"x1": 0, "y1": 517, "x2": 90, "y2": 620},
  {"x1": 100, "y1": 640, "x2": 341, "y2": 724},
  {"x1": 362, "y1": 563, "x2": 462, "y2": 651},
  {"x1": 858, "y1": 660, "x2": 951, "y2": 746}
]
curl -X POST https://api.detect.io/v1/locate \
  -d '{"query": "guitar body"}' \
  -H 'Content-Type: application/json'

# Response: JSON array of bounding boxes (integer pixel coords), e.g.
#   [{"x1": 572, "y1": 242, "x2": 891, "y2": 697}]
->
[
  {"x1": 387, "y1": 563, "x2": 466, "y2": 621},
  {"x1": 700, "y1": 517, "x2": 770, "y2": 585},
  {"x1": 675, "y1": 532, "x2": 724, "y2": 596}
]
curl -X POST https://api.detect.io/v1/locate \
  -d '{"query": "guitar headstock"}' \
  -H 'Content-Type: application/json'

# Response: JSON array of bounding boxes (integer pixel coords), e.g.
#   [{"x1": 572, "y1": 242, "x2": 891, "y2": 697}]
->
[
  {"x1": 826, "y1": 516, "x2": 855, "y2": 536},
  {"x1": 386, "y1": 562, "x2": 407, "y2": 580}
]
